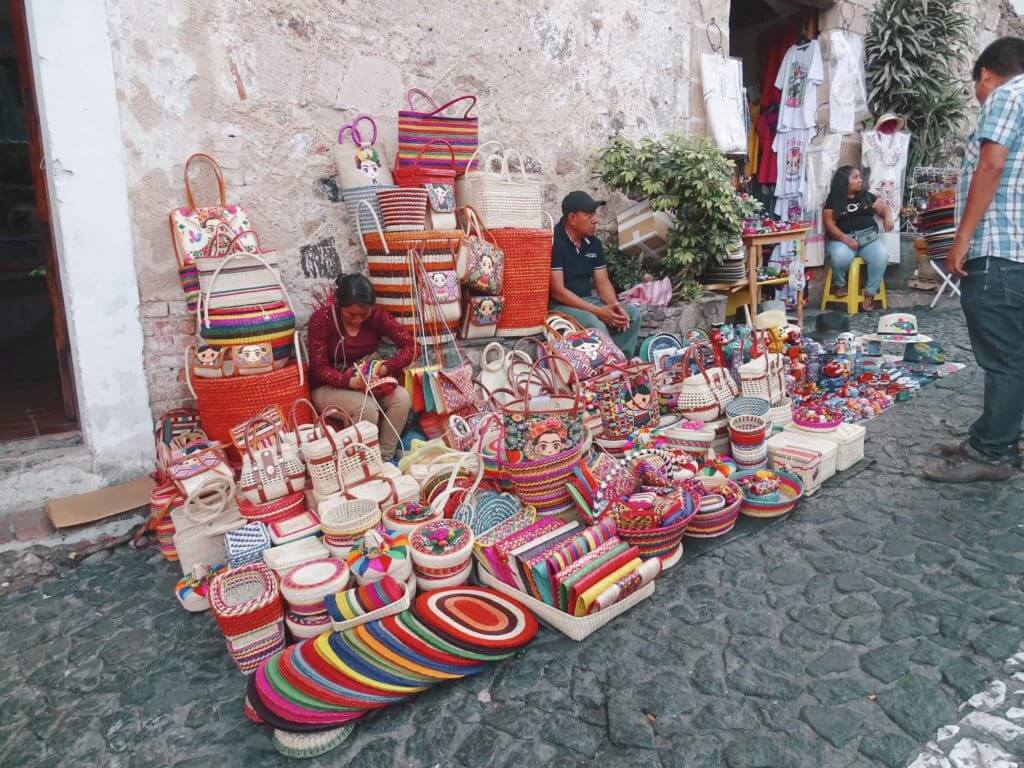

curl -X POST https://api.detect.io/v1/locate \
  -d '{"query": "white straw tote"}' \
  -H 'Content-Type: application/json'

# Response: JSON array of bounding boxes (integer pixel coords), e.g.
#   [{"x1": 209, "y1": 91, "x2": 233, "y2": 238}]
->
[
  {"x1": 738, "y1": 353, "x2": 786, "y2": 406},
  {"x1": 463, "y1": 148, "x2": 542, "y2": 229},
  {"x1": 171, "y1": 475, "x2": 244, "y2": 574},
  {"x1": 195, "y1": 231, "x2": 289, "y2": 311}
]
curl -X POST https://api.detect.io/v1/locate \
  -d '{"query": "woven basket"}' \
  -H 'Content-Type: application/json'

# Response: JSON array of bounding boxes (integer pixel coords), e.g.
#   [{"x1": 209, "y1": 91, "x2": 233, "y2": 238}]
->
[
  {"x1": 226, "y1": 620, "x2": 286, "y2": 675},
  {"x1": 733, "y1": 469, "x2": 804, "y2": 518},
  {"x1": 209, "y1": 562, "x2": 283, "y2": 638},
  {"x1": 187, "y1": 345, "x2": 309, "y2": 459},
  {"x1": 393, "y1": 138, "x2": 457, "y2": 188},
  {"x1": 728, "y1": 414, "x2": 768, "y2": 447},
  {"x1": 490, "y1": 216, "x2": 553, "y2": 337},
  {"x1": 280, "y1": 558, "x2": 351, "y2": 605},
  {"x1": 769, "y1": 398, "x2": 793, "y2": 430},
  {"x1": 502, "y1": 437, "x2": 585, "y2": 516},
  {"x1": 341, "y1": 184, "x2": 395, "y2": 232},
  {"x1": 477, "y1": 564, "x2": 655, "y2": 641},
  {"x1": 319, "y1": 497, "x2": 381, "y2": 536},
  {"x1": 463, "y1": 149, "x2": 543, "y2": 229},
  {"x1": 683, "y1": 480, "x2": 742, "y2": 538},
  {"x1": 378, "y1": 188, "x2": 428, "y2": 232},
  {"x1": 613, "y1": 503, "x2": 697, "y2": 563},
  {"x1": 725, "y1": 396, "x2": 771, "y2": 421},
  {"x1": 171, "y1": 476, "x2": 243, "y2": 574}
]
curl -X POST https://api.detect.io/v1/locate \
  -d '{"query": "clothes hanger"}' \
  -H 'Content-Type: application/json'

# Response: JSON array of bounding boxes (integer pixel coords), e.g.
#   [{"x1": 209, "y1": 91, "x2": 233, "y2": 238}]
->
[
  {"x1": 840, "y1": 1, "x2": 855, "y2": 33},
  {"x1": 706, "y1": 18, "x2": 724, "y2": 56}
]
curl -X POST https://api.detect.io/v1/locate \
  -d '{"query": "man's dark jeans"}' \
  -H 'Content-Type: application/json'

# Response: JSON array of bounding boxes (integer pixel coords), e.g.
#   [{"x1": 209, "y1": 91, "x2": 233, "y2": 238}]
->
[{"x1": 961, "y1": 257, "x2": 1024, "y2": 463}]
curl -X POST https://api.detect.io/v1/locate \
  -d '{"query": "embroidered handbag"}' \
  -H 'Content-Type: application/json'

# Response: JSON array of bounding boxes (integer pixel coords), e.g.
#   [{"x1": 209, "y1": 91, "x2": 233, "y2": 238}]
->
[
  {"x1": 456, "y1": 207, "x2": 505, "y2": 294},
  {"x1": 425, "y1": 182, "x2": 457, "y2": 230},
  {"x1": 168, "y1": 154, "x2": 256, "y2": 314},
  {"x1": 171, "y1": 475, "x2": 244, "y2": 574},
  {"x1": 437, "y1": 365, "x2": 486, "y2": 414},
  {"x1": 461, "y1": 295, "x2": 503, "y2": 340},
  {"x1": 397, "y1": 89, "x2": 479, "y2": 176},
  {"x1": 155, "y1": 408, "x2": 205, "y2": 476},
  {"x1": 168, "y1": 445, "x2": 234, "y2": 498},
  {"x1": 334, "y1": 114, "x2": 394, "y2": 190},
  {"x1": 239, "y1": 418, "x2": 306, "y2": 504},
  {"x1": 424, "y1": 269, "x2": 460, "y2": 304},
  {"x1": 190, "y1": 345, "x2": 233, "y2": 380},
  {"x1": 677, "y1": 345, "x2": 739, "y2": 422},
  {"x1": 501, "y1": 352, "x2": 585, "y2": 460},
  {"x1": 230, "y1": 342, "x2": 277, "y2": 376},
  {"x1": 546, "y1": 325, "x2": 626, "y2": 383}
]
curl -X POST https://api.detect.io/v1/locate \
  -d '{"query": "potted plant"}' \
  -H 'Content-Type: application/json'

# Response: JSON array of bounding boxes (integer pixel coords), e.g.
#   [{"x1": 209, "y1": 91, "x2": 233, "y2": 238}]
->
[{"x1": 591, "y1": 134, "x2": 744, "y2": 287}]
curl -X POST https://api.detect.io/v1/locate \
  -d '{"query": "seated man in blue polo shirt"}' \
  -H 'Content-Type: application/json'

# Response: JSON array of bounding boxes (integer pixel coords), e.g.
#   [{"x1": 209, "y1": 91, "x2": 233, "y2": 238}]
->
[{"x1": 548, "y1": 191, "x2": 644, "y2": 357}]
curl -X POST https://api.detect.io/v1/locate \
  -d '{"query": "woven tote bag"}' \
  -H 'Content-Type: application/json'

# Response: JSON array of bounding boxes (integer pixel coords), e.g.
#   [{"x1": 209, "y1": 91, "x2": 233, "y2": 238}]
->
[
  {"x1": 455, "y1": 140, "x2": 504, "y2": 209},
  {"x1": 677, "y1": 345, "x2": 739, "y2": 422},
  {"x1": 393, "y1": 138, "x2": 458, "y2": 189},
  {"x1": 238, "y1": 417, "x2": 306, "y2": 504},
  {"x1": 341, "y1": 183, "x2": 395, "y2": 234},
  {"x1": 464, "y1": 148, "x2": 543, "y2": 229},
  {"x1": 397, "y1": 89, "x2": 479, "y2": 175},
  {"x1": 738, "y1": 352, "x2": 786, "y2": 407},
  {"x1": 378, "y1": 188, "x2": 428, "y2": 232},
  {"x1": 171, "y1": 475, "x2": 244, "y2": 574},
  {"x1": 334, "y1": 114, "x2": 394, "y2": 190},
  {"x1": 195, "y1": 230, "x2": 288, "y2": 311},
  {"x1": 187, "y1": 333, "x2": 310, "y2": 458},
  {"x1": 491, "y1": 213, "x2": 553, "y2": 337},
  {"x1": 168, "y1": 154, "x2": 256, "y2": 314}
]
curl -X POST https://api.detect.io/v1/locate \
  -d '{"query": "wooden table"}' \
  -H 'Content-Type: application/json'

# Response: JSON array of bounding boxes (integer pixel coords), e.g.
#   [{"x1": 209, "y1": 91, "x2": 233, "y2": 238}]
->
[{"x1": 704, "y1": 227, "x2": 806, "y2": 325}]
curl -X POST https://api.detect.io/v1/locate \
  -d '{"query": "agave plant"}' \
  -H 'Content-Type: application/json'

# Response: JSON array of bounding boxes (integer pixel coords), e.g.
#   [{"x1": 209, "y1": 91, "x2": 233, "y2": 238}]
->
[{"x1": 865, "y1": 0, "x2": 972, "y2": 184}]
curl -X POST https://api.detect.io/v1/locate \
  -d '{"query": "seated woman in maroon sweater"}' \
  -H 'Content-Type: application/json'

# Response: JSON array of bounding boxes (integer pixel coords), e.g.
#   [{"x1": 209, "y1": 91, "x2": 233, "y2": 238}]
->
[{"x1": 307, "y1": 274, "x2": 414, "y2": 460}]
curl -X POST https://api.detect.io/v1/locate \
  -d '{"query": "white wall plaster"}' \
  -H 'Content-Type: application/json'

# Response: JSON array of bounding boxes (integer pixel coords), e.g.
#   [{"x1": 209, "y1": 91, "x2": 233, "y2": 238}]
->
[{"x1": 24, "y1": 0, "x2": 153, "y2": 478}]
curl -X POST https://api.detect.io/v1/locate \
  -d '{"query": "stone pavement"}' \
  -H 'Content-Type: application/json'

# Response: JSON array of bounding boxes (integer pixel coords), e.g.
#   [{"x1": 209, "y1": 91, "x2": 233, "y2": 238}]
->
[{"x1": 2, "y1": 305, "x2": 1024, "y2": 768}]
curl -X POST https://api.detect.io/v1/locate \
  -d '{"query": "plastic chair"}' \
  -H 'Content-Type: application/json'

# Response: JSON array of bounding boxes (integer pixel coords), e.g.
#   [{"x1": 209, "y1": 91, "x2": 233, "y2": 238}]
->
[{"x1": 820, "y1": 257, "x2": 888, "y2": 314}]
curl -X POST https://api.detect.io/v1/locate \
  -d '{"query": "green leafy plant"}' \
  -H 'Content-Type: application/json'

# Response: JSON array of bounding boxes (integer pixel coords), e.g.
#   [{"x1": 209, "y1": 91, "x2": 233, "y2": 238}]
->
[
  {"x1": 591, "y1": 134, "x2": 743, "y2": 283},
  {"x1": 864, "y1": 0, "x2": 971, "y2": 180}
]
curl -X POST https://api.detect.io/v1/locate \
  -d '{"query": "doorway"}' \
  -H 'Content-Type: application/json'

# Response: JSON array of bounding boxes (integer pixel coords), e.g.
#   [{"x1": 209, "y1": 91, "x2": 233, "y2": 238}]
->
[{"x1": 0, "y1": 0, "x2": 77, "y2": 442}]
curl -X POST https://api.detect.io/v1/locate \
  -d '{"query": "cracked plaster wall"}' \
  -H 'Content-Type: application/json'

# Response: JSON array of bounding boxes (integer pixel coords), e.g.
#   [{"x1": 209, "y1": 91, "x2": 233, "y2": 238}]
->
[
  {"x1": 105, "y1": 0, "x2": 718, "y2": 416},
  {"x1": 103, "y1": 0, "x2": 1013, "y2": 416}
]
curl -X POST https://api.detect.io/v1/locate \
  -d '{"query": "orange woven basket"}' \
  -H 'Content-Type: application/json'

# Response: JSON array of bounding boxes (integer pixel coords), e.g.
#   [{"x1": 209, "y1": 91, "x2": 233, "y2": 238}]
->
[
  {"x1": 491, "y1": 215, "x2": 553, "y2": 337},
  {"x1": 187, "y1": 346, "x2": 310, "y2": 459}
]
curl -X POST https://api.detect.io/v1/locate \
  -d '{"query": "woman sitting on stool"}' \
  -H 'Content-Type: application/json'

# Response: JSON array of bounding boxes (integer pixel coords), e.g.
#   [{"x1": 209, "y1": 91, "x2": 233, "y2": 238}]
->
[
  {"x1": 823, "y1": 166, "x2": 894, "y2": 312},
  {"x1": 307, "y1": 274, "x2": 414, "y2": 461}
]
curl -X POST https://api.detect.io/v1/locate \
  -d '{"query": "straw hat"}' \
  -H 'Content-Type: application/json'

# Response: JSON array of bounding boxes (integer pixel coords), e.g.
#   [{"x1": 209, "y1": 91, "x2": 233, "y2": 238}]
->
[
  {"x1": 860, "y1": 313, "x2": 932, "y2": 344},
  {"x1": 874, "y1": 113, "x2": 907, "y2": 132}
]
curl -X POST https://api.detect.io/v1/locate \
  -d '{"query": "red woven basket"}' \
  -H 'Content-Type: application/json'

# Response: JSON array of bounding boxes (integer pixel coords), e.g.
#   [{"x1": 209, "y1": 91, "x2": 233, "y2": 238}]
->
[
  {"x1": 187, "y1": 362, "x2": 310, "y2": 460},
  {"x1": 392, "y1": 139, "x2": 457, "y2": 188},
  {"x1": 490, "y1": 218, "x2": 553, "y2": 337}
]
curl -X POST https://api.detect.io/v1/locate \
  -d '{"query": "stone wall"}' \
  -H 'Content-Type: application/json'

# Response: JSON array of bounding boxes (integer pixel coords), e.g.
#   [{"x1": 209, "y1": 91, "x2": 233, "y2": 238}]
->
[{"x1": 104, "y1": 0, "x2": 732, "y2": 416}]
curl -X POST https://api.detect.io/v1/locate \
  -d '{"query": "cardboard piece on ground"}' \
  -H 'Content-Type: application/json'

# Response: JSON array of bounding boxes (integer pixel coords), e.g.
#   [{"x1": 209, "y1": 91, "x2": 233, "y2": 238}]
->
[{"x1": 46, "y1": 477, "x2": 155, "y2": 529}]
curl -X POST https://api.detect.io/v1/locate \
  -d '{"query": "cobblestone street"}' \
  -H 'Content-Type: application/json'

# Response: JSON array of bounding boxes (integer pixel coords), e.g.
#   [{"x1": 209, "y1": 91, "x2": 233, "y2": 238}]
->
[{"x1": 2, "y1": 305, "x2": 1024, "y2": 768}]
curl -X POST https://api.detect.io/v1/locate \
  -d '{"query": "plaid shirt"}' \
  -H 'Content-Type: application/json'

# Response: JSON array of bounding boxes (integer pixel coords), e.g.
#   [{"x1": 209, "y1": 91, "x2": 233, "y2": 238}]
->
[{"x1": 958, "y1": 73, "x2": 1024, "y2": 262}]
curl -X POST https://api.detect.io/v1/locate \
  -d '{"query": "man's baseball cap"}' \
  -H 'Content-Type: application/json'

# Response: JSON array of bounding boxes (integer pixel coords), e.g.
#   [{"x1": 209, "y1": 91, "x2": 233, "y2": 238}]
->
[{"x1": 561, "y1": 191, "x2": 606, "y2": 215}]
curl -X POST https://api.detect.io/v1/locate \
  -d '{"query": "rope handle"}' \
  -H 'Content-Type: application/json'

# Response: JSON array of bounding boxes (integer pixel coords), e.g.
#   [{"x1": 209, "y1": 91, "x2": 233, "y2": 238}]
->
[
  {"x1": 355, "y1": 198, "x2": 388, "y2": 256},
  {"x1": 404, "y1": 88, "x2": 477, "y2": 118},
  {"x1": 182, "y1": 474, "x2": 235, "y2": 526},
  {"x1": 183, "y1": 153, "x2": 227, "y2": 211}
]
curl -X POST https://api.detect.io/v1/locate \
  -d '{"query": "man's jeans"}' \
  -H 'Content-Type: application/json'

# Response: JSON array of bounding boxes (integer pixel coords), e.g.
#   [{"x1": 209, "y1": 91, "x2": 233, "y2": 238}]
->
[
  {"x1": 548, "y1": 296, "x2": 644, "y2": 357},
  {"x1": 961, "y1": 257, "x2": 1024, "y2": 462}
]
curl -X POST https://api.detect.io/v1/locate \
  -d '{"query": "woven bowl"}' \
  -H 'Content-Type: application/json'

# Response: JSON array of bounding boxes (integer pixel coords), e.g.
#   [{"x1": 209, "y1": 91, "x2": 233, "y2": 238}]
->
[
  {"x1": 285, "y1": 610, "x2": 332, "y2": 640},
  {"x1": 209, "y1": 563, "x2": 282, "y2": 638},
  {"x1": 683, "y1": 480, "x2": 743, "y2": 538},
  {"x1": 615, "y1": 505, "x2": 697, "y2": 562},
  {"x1": 409, "y1": 519, "x2": 475, "y2": 571},
  {"x1": 732, "y1": 469, "x2": 804, "y2": 518},
  {"x1": 280, "y1": 557, "x2": 351, "y2": 605},
  {"x1": 792, "y1": 407, "x2": 843, "y2": 432},
  {"x1": 319, "y1": 497, "x2": 381, "y2": 537}
]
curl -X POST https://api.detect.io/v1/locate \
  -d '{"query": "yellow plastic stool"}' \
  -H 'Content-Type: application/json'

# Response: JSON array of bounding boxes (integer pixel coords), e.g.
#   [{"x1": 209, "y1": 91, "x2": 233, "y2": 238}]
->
[{"x1": 820, "y1": 257, "x2": 888, "y2": 314}]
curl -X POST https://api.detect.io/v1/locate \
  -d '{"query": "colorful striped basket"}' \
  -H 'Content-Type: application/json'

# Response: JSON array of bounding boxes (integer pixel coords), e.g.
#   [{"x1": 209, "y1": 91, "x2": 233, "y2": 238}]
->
[
  {"x1": 732, "y1": 469, "x2": 804, "y2": 518},
  {"x1": 397, "y1": 89, "x2": 478, "y2": 175},
  {"x1": 683, "y1": 480, "x2": 742, "y2": 538}
]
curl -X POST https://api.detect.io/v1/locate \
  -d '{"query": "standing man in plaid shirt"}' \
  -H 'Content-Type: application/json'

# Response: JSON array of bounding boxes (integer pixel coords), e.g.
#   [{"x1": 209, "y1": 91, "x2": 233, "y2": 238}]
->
[{"x1": 926, "y1": 37, "x2": 1024, "y2": 483}]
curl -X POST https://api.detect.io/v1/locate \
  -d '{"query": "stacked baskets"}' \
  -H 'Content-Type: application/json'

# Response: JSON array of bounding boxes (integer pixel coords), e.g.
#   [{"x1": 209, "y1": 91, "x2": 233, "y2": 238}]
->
[
  {"x1": 280, "y1": 558, "x2": 351, "y2": 639},
  {"x1": 209, "y1": 563, "x2": 285, "y2": 674},
  {"x1": 408, "y1": 519, "x2": 475, "y2": 590},
  {"x1": 319, "y1": 498, "x2": 381, "y2": 558}
]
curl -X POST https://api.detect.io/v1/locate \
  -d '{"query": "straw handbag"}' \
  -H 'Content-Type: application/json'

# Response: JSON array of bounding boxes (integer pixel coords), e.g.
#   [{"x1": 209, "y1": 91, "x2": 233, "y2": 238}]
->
[
  {"x1": 462, "y1": 148, "x2": 543, "y2": 229},
  {"x1": 501, "y1": 352, "x2": 585, "y2": 459},
  {"x1": 238, "y1": 417, "x2": 307, "y2": 504},
  {"x1": 455, "y1": 140, "x2": 504, "y2": 209},
  {"x1": 738, "y1": 352, "x2": 786, "y2": 407},
  {"x1": 195, "y1": 230, "x2": 288, "y2": 311},
  {"x1": 396, "y1": 89, "x2": 479, "y2": 175},
  {"x1": 172, "y1": 475, "x2": 244, "y2": 574},
  {"x1": 378, "y1": 188, "x2": 429, "y2": 232},
  {"x1": 167, "y1": 445, "x2": 233, "y2": 498},
  {"x1": 168, "y1": 154, "x2": 255, "y2": 313},
  {"x1": 394, "y1": 139, "x2": 458, "y2": 228},
  {"x1": 334, "y1": 114, "x2": 394, "y2": 190},
  {"x1": 676, "y1": 345, "x2": 739, "y2": 422}
]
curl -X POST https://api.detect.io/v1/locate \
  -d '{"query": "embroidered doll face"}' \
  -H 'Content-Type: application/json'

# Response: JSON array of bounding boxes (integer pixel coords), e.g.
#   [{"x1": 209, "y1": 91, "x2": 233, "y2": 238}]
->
[
  {"x1": 626, "y1": 385, "x2": 653, "y2": 412},
  {"x1": 478, "y1": 298, "x2": 496, "y2": 316},
  {"x1": 479, "y1": 254, "x2": 494, "y2": 274},
  {"x1": 571, "y1": 338, "x2": 602, "y2": 357},
  {"x1": 534, "y1": 430, "x2": 564, "y2": 457},
  {"x1": 238, "y1": 345, "x2": 266, "y2": 365},
  {"x1": 355, "y1": 147, "x2": 381, "y2": 183},
  {"x1": 195, "y1": 346, "x2": 220, "y2": 365}
]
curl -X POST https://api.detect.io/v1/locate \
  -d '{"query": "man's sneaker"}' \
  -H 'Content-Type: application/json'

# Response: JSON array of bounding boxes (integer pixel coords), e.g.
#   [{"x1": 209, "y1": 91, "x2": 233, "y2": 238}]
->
[{"x1": 924, "y1": 452, "x2": 1016, "y2": 483}]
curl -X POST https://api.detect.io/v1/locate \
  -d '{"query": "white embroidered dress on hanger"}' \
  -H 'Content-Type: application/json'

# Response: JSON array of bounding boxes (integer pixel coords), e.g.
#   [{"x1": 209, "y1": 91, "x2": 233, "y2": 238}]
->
[
  {"x1": 827, "y1": 31, "x2": 868, "y2": 134},
  {"x1": 862, "y1": 129, "x2": 910, "y2": 264}
]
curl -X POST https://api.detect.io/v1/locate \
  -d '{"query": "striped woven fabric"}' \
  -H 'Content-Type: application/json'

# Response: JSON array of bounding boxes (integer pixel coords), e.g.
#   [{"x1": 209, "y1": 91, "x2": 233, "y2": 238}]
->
[
  {"x1": 202, "y1": 302, "x2": 295, "y2": 337},
  {"x1": 378, "y1": 189, "x2": 427, "y2": 232},
  {"x1": 397, "y1": 118, "x2": 478, "y2": 174},
  {"x1": 196, "y1": 252, "x2": 286, "y2": 310}
]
